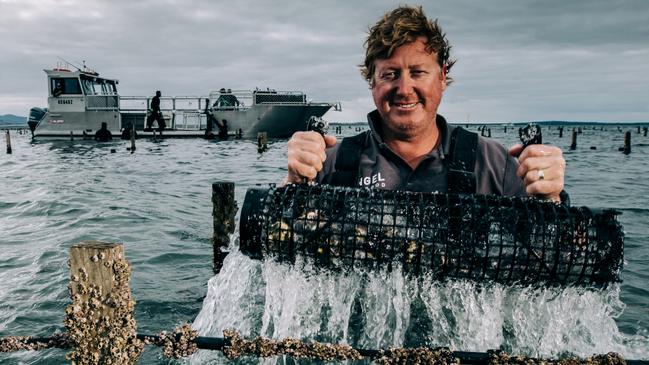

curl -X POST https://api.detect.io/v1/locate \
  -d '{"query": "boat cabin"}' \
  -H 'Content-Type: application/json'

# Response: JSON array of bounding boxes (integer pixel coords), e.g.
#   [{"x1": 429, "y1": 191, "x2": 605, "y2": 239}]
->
[{"x1": 46, "y1": 67, "x2": 119, "y2": 113}]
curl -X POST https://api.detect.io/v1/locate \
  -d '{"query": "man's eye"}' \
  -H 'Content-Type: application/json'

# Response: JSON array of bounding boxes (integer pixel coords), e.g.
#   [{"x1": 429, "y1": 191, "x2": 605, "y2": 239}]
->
[{"x1": 380, "y1": 71, "x2": 396, "y2": 80}]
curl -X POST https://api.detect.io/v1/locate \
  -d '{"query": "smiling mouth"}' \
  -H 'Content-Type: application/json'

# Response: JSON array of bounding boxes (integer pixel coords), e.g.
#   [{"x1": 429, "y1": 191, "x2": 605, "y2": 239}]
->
[{"x1": 391, "y1": 101, "x2": 420, "y2": 109}]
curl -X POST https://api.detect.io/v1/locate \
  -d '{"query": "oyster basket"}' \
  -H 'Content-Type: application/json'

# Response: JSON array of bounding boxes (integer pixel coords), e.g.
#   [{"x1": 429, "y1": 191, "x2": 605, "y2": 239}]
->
[{"x1": 240, "y1": 184, "x2": 623, "y2": 285}]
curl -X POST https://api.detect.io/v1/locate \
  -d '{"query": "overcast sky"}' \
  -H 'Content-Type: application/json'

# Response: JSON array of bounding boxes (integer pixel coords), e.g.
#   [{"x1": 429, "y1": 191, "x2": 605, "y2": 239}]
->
[{"x1": 1, "y1": 0, "x2": 648, "y2": 123}]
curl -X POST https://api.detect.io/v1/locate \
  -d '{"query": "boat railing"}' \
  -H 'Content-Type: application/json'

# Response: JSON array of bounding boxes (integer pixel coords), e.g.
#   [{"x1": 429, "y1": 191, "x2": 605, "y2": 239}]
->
[
  {"x1": 119, "y1": 96, "x2": 209, "y2": 130},
  {"x1": 85, "y1": 95, "x2": 119, "y2": 110},
  {"x1": 206, "y1": 89, "x2": 340, "y2": 110}
]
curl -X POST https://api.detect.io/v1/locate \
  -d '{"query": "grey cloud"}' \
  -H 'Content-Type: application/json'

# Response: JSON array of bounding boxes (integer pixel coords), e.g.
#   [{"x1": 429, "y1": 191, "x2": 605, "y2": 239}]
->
[{"x1": 1, "y1": 0, "x2": 648, "y2": 122}]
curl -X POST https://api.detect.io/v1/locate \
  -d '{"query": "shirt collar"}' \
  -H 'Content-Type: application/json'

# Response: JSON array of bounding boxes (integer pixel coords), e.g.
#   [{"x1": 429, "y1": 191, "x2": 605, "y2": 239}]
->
[{"x1": 366, "y1": 110, "x2": 453, "y2": 158}]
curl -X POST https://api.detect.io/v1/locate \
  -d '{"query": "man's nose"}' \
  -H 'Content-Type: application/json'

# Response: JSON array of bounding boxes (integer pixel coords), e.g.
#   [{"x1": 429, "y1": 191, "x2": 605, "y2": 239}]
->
[{"x1": 395, "y1": 73, "x2": 415, "y2": 95}]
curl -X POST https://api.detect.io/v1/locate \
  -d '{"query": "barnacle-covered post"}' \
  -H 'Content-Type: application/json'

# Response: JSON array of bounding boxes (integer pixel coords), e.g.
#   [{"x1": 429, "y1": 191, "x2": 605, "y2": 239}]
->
[
  {"x1": 130, "y1": 126, "x2": 136, "y2": 152},
  {"x1": 65, "y1": 241, "x2": 143, "y2": 364},
  {"x1": 570, "y1": 128, "x2": 577, "y2": 150},
  {"x1": 257, "y1": 132, "x2": 267, "y2": 153},
  {"x1": 212, "y1": 182, "x2": 236, "y2": 273},
  {"x1": 5, "y1": 131, "x2": 11, "y2": 154},
  {"x1": 623, "y1": 131, "x2": 631, "y2": 155}
]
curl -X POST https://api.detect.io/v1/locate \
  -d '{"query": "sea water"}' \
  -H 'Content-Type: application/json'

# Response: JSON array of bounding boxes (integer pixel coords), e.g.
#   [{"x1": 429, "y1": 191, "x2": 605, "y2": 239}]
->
[{"x1": 0, "y1": 125, "x2": 648, "y2": 364}]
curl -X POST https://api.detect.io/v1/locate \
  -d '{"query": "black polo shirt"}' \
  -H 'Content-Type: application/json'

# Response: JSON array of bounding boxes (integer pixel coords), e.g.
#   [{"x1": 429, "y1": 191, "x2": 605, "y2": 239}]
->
[{"x1": 318, "y1": 110, "x2": 526, "y2": 197}]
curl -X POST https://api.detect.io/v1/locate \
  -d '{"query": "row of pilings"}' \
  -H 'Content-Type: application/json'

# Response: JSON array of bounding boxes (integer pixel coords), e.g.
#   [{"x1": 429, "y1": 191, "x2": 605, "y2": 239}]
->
[{"x1": 469, "y1": 125, "x2": 647, "y2": 154}]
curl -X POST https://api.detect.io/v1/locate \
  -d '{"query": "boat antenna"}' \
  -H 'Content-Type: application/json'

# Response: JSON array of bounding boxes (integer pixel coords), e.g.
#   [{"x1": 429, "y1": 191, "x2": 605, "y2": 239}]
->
[{"x1": 56, "y1": 56, "x2": 83, "y2": 72}]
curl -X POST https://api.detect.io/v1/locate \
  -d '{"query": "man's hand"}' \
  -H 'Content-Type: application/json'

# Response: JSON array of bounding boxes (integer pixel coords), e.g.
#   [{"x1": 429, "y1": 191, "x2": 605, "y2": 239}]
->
[
  {"x1": 508, "y1": 144, "x2": 565, "y2": 203},
  {"x1": 284, "y1": 131, "x2": 337, "y2": 185}
]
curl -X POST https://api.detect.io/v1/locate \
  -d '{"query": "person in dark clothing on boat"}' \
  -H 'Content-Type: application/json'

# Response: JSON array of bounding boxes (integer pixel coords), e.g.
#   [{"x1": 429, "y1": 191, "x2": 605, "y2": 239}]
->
[
  {"x1": 52, "y1": 79, "x2": 63, "y2": 97},
  {"x1": 204, "y1": 98, "x2": 217, "y2": 139},
  {"x1": 284, "y1": 5, "x2": 567, "y2": 203},
  {"x1": 146, "y1": 90, "x2": 166, "y2": 132},
  {"x1": 94, "y1": 122, "x2": 112, "y2": 142}
]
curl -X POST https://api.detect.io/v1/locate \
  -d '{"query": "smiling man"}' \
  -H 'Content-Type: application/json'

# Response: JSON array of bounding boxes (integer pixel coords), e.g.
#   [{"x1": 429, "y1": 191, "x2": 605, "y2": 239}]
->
[{"x1": 285, "y1": 5, "x2": 566, "y2": 202}]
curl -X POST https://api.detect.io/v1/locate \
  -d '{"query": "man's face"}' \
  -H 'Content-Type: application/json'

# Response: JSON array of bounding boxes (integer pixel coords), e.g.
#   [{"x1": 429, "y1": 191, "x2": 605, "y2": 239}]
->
[{"x1": 371, "y1": 37, "x2": 446, "y2": 140}]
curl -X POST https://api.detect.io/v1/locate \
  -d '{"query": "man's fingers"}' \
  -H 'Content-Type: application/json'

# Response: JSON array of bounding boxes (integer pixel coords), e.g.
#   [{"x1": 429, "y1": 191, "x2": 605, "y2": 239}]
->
[
  {"x1": 517, "y1": 156, "x2": 565, "y2": 179},
  {"x1": 286, "y1": 131, "x2": 331, "y2": 184},
  {"x1": 508, "y1": 143, "x2": 524, "y2": 158},
  {"x1": 517, "y1": 144, "x2": 563, "y2": 162},
  {"x1": 324, "y1": 134, "x2": 338, "y2": 147},
  {"x1": 525, "y1": 180, "x2": 562, "y2": 203}
]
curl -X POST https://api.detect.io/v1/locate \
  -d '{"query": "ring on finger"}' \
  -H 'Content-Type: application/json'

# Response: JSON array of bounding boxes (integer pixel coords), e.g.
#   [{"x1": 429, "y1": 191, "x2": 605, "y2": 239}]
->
[{"x1": 538, "y1": 169, "x2": 545, "y2": 181}]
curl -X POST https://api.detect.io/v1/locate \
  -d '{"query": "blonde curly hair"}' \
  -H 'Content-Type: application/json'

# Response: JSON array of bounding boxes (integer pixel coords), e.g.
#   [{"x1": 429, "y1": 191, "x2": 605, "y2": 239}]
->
[{"x1": 360, "y1": 5, "x2": 455, "y2": 86}]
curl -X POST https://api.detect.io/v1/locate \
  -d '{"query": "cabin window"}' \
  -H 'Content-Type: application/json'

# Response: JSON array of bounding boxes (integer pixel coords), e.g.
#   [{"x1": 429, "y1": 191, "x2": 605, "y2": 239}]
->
[
  {"x1": 80, "y1": 75, "x2": 118, "y2": 95},
  {"x1": 51, "y1": 78, "x2": 82, "y2": 96},
  {"x1": 106, "y1": 81, "x2": 117, "y2": 94}
]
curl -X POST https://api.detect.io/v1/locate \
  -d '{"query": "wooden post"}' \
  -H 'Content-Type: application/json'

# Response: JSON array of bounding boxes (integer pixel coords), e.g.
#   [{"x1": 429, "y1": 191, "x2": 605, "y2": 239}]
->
[
  {"x1": 624, "y1": 131, "x2": 631, "y2": 155},
  {"x1": 212, "y1": 182, "x2": 236, "y2": 273},
  {"x1": 644, "y1": 127, "x2": 648, "y2": 137},
  {"x1": 487, "y1": 128, "x2": 491, "y2": 137},
  {"x1": 257, "y1": 132, "x2": 267, "y2": 153},
  {"x1": 570, "y1": 129, "x2": 577, "y2": 150},
  {"x1": 638, "y1": 126, "x2": 641, "y2": 134},
  {"x1": 70, "y1": 131, "x2": 74, "y2": 141},
  {"x1": 504, "y1": 126, "x2": 507, "y2": 133},
  {"x1": 559, "y1": 126, "x2": 563, "y2": 138},
  {"x1": 130, "y1": 125, "x2": 136, "y2": 152},
  {"x1": 66, "y1": 241, "x2": 143, "y2": 364},
  {"x1": 5, "y1": 131, "x2": 11, "y2": 154}
]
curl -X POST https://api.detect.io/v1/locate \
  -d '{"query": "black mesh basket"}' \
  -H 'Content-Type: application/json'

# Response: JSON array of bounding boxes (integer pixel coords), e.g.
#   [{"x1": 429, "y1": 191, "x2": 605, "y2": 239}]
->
[{"x1": 239, "y1": 184, "x2": 624, "y2": 286}]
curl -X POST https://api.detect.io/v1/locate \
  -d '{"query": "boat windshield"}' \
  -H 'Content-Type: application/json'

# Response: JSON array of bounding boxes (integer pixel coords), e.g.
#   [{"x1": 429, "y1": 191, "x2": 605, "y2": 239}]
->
[
  {"x1": 50, "y1": 77, "x2": 82, "y2": 96},
  {"x1": 80, "y1": 75, "x2": 118, "y2": 96}
]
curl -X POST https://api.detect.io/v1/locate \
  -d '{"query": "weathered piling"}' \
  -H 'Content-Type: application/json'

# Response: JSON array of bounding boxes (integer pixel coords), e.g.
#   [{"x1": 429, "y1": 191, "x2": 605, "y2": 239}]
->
[
  {"x1": 487, "y1": 128, "x2": 491, "y2": 137},
  {"x1": 644, "y1": 127, "x2": 648, "y2": 137},
  {"x1": 570, "y1": 129, "x2": 577, "y2": 150},
  {"x1": 65, "y1": 241, "x2": 143, "y2": 364},
  {"x1": 130, "y1": 126, "x2": 136, "y2": 152},
  {"x1": 212, "y1": 182, "x2": 236, "y2": 273},
  {"x1": 638, "y1": 126, "x2": 641, "y2": 134},
  {"x1": 5, "y1": 131, "x2": 11, "y2": 154},
  {"x1": 504, "y1": 126, "x2": 507, "y2": 133},
  {"x1": 70, "y1": 131, "x2": 74, "y2": 141},
  {"x1": 624, "y1": 131, "x2": 631, "y2": 155},
  {"x1": 257, "y1": 132, "x2": 268, "y2": 153},
  {"x1": 559, "y1": 126, "x2": 564, "y2": 138}
]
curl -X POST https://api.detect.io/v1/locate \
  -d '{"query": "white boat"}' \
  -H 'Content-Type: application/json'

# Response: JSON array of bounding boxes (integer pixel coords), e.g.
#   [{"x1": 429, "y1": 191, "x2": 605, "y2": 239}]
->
[{"x1": 28, "y1": 65, "x2": 341, "y2": 139}]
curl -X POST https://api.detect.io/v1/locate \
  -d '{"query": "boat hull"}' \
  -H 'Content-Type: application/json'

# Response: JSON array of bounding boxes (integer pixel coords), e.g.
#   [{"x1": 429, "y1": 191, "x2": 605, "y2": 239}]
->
[
  {"x1": 32, "y1": 104, "x2": 334, "y2": 139},
  {"x1": 210, "y1": 104, "x2": 333, "y2": 138}
]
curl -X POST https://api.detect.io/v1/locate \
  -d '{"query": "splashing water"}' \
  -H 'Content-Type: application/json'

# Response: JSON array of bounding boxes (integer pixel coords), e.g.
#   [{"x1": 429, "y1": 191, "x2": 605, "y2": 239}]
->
[{"x1": 191, "y1": 249, "x2": 649, "y2": 364}]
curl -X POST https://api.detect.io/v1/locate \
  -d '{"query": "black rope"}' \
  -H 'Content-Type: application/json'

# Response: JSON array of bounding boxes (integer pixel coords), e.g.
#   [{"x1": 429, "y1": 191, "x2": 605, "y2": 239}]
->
[{"x1": 4, "y1": 334, "x2": 648, "y2": 365}]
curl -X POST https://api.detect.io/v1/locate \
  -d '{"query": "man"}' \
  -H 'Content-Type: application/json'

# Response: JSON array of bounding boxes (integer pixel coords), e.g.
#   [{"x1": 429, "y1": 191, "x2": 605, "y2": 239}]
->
[
  {"x1": 146, "y1": 90, "x2": 166, "y2": 132},
  {"x1": 285, "y1": 5, "x2": 566, "y2": 202},
  {"x1": 94, "y1": 122, "x2": 112, "y2": 142}
]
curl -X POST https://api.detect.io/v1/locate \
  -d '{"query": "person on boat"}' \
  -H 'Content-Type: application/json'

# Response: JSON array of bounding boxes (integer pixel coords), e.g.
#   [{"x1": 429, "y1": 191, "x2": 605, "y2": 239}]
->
[
  {"x1": 146, "y1": 90, "x2": 166, "y2": 132},
  {"x1": 204, "y1": 98, "x2": 217, "y2": 139},
  {"x1": 284, "y1": 5, "x2": 567, "y2": 203},
  {"x1": 94, "y1": 122, "x2": 112, "y2": 142},
  {"x1": 52, "y1": 79, "x2": 63, "y2": 97}
]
